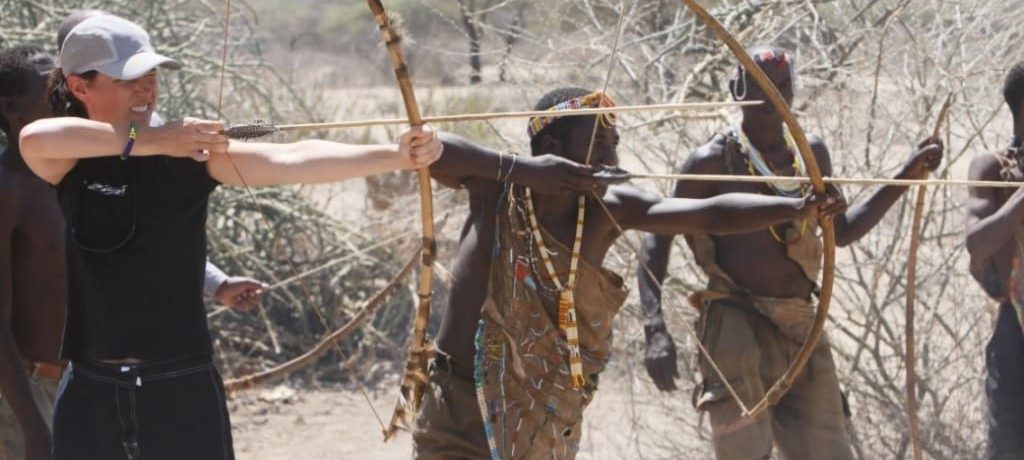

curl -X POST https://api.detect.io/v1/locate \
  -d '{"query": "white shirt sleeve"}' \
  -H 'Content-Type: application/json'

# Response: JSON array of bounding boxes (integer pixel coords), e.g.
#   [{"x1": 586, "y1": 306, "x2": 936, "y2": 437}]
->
[{"x1": 204, "y1": 261, "x2": 229, "y2": 299}]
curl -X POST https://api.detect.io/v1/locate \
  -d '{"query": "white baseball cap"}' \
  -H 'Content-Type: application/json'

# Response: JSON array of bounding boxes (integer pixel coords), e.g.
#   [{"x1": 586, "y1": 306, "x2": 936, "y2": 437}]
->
[{"x1": 60, "y1": 15, "x2": 181, "y2": 79}]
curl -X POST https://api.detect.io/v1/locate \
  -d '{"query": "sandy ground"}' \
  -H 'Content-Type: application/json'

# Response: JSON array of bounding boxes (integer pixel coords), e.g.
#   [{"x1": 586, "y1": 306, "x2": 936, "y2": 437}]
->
[
  {"x1": 230, "y1": 385, "x2": 410, "y2": 460},
  {"x1": 230, "y1": 367, "x2": 709, "y2": 460}
]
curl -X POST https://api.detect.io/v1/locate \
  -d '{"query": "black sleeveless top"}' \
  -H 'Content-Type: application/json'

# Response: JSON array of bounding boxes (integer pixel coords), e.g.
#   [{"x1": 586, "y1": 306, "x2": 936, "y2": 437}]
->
[{"x1": 57, "y1": 155, "x2": 218, "y2": 361}]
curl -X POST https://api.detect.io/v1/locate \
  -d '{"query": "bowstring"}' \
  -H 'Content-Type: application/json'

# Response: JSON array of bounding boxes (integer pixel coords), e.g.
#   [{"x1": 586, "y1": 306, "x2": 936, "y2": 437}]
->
[
  {"x1": 478, "y1": 0, "x2": 750, "y2": 414},
  {"x1": 579, "y1": 0, "x2": 752, "y2": 414},
  {"x1": 589, "y1": 195, "x2": 751, "y2": 414}
]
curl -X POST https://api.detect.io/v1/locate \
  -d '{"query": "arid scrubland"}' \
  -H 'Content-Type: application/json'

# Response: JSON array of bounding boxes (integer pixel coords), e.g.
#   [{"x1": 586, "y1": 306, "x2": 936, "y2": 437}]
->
[{"x1": 2, "y1": 0, "x2": 1019, "y2": 458}]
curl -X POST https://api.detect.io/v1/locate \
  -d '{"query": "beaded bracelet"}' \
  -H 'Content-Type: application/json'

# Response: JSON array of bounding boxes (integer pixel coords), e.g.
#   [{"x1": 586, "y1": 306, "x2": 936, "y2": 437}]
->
[{"x1": 120, "y1": 121, "x2": 138, "y2": 160}]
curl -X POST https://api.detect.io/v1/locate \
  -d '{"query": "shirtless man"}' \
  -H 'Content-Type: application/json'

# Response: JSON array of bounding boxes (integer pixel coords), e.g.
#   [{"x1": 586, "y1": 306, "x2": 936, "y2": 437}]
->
[
  {"x1": 413, "y1": 87, "x2": 845, "y2": 459},
  {"x1": 638, "y1": 45, "x2": 942, "y2": 459},
  {"x1": 965, "y1": 62, "x2": 1024, "y2": 460},
  {"x1": 0, "y1": 45, "x2": 64, "y2": 460}
]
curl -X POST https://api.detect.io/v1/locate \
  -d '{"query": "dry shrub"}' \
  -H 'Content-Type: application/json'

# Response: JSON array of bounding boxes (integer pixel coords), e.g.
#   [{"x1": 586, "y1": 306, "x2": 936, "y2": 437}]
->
[
  {"x1": 433, "y1": 0, "x2": 1013, "y2": 457},
  {"x1": 0, "y1": 0, "x2": 428, "y2": 387},
  {"x1": 4, "y1": 0, "x2": 1018, "y2": 456}
]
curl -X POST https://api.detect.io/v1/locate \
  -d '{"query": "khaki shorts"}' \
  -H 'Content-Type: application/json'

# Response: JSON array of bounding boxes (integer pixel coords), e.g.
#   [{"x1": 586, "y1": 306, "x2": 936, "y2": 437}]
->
[
  {"x1": 0, "y1": 375, "x2": 59, "y2": 460},
  {"x1": 412, "y1": 355, "x2": 489, "y2": 460},
  {"x1": 695, "y1": 298, "x2": 853, "y2": 460}
]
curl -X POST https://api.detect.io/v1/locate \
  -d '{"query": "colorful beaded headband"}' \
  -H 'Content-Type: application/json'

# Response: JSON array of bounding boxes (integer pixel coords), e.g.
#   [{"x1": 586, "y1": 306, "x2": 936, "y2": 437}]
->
[{"x1": 527, "y1": 91, "x2": 617, "y2": 139}]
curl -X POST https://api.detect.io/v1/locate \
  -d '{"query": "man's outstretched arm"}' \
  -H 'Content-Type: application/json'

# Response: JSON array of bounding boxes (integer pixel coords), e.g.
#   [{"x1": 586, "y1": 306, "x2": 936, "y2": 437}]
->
[
  {"x1": 832, "y1": 138, "x2": 943, "y2": 246},
  {"x1": 615, "y1": 189, "x2": 838, "y2": 236},
  {"x1": 432, "y1": 132, "x2": 597, "y2": 195}
]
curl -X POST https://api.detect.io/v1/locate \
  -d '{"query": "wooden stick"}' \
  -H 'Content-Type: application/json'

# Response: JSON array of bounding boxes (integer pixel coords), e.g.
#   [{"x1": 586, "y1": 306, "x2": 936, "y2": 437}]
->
[
  {"x1": 269, "y1": 101, "x2": 762, "y2": 132},
  {"x1": 621, "y1": 172, "x2": 1023, "y2": 188}
]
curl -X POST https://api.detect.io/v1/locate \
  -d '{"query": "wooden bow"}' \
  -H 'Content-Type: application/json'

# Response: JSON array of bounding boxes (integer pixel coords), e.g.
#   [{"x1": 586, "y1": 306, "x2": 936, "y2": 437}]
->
[
  {"x1": 904, "y1": 92, "x2": 952, "y2": 460},
  {"x1": 678, "y1": 0, "x2": 837, "y2": 421},
  {"x1": 364, "y1": 0, "x2": 437, "y2": 441}
]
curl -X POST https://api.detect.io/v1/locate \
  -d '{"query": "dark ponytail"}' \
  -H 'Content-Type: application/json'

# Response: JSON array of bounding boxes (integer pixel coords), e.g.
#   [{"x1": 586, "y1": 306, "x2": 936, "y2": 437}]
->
[{"x1": 47, "y1": 67, "x2": 96, "y2": 118}]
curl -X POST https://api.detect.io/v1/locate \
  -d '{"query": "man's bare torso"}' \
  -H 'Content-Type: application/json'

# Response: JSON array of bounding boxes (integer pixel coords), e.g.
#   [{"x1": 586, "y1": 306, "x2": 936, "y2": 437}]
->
[
  {"x1": 436, "y1": 180, "x2": 629, "y2": 365},
  {"x1": 685, "y1": 134, "x2": 819, "y2": 299},
  {"x1": 969, "y1": 151, "x2": 1022, "y2": 299},
  {"x1": 0, "y1": 164, "x2": 66, "y2": 364}
]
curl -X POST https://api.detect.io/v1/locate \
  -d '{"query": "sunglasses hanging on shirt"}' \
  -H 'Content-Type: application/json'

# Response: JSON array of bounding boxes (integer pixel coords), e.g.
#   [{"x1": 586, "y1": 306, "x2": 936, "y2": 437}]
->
[{"x1": 69, "y1": 161, "x2": 138, "y2": 254}]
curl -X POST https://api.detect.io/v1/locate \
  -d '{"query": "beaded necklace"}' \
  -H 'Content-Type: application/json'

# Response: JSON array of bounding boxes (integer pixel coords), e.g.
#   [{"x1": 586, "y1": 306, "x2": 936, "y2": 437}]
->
[
  {"x1": 511, "y1": 193, "x2": 564, "y2": 294},
  {"x1": 513, "y1": 91, "x2": 614, "y2": 391},
  {"x1": 523, "y1": 188, "x2": 588, "y2": 389},
  {"x1": 738, "y1": 124, "x2": 809, "y2": 242},
  {"x1": 738, "y1": 124, "x2": 806, "y2": 196}
]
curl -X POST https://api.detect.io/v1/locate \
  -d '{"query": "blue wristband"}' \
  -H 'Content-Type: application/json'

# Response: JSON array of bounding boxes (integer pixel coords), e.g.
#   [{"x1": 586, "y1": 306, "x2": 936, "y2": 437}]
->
[{"x1": 121, "y1": 121, "x2": 138, "y2": 160}]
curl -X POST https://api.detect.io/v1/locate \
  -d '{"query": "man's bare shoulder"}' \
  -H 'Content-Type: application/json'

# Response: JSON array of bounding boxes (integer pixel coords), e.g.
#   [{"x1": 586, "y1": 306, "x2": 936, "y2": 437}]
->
[
  {"x1": 968, "y1": 150, "x2": 1010, "y2": 181},
  {"x1": 681, "y1": 134, "x2": 730, "y2": 174}
]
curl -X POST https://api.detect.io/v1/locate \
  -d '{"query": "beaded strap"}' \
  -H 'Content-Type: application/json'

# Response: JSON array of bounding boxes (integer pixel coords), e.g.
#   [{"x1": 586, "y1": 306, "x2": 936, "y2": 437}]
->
[
  {"x1": 523, "y1": 188, "x2": 587, "y2": 388},
  {"x1": 527, "y1": 92, "x2": 616, "y2": 138},
  {"x1": 121, "y1": 121, "x2": 138, "y2": 161},
  {"x1": 474, "y1": 320, "x2": 502, "y2": 460}
]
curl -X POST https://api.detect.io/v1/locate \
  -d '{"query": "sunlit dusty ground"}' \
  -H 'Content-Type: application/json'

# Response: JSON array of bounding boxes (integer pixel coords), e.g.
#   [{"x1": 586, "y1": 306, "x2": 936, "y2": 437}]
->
[{"x1": 230, "y1": 366, "x2": 709, "y2": 460}]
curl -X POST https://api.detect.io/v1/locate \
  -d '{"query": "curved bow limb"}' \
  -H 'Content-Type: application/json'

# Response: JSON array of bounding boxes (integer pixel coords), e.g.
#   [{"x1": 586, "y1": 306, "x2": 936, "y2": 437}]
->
[
  {"x1": 904, "y1": 184, "x2": 927, "y2": 460},
  {"x1": 678, "y1": 0, "x2": 836, "y2": 422},
  {"x1": 904, "y1": 92, "x2": 952, "y2": 460},
  {"x1": 365, "y1": 0, "x2": 437, "y2": 441}
]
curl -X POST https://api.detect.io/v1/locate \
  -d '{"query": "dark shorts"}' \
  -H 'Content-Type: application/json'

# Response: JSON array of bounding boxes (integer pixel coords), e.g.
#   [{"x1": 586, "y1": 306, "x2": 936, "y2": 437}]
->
[
  {"x1": 986, "y1": 302, "x2": 1024, "y2": 460},
  {"x1": 52, "y1": 357, "x2": 234, "y2": 460}
]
